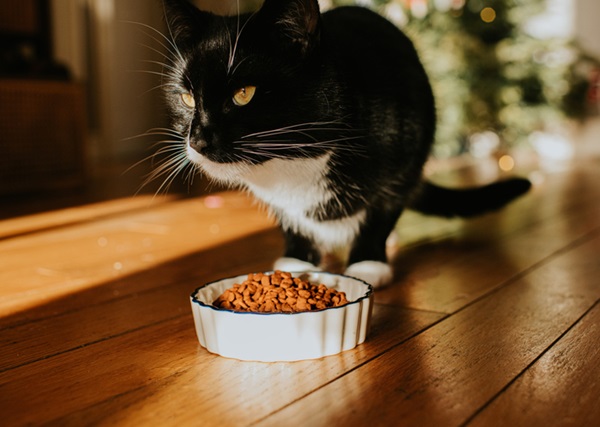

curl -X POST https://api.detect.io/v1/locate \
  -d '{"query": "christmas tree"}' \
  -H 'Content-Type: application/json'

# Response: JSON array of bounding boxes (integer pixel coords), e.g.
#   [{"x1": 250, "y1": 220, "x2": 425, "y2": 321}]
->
[{"x1": 327, "y1": 0, "x2": 593, "y2": 158}]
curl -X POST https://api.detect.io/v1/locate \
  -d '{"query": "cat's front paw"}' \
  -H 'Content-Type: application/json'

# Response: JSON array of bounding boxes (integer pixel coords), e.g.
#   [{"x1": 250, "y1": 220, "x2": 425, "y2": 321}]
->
[
  {"x1": 274, "y1": 257, "x2": 320, "y2": 273},
  {"x1": 345, "y1": 261, "x2": 393, "y2": 288}
]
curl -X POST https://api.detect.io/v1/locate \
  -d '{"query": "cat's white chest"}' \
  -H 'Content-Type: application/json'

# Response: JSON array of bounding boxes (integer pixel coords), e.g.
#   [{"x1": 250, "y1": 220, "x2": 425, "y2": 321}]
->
[
  {"x1": 189, "y1": 148, "x2": 365, "y2": 249},
  {"x1": 243, "y1": 155, "x2": 330, "y2": 214},
  {"x1": 242, "y1": 155, "x2": 364, "y2": 249}
]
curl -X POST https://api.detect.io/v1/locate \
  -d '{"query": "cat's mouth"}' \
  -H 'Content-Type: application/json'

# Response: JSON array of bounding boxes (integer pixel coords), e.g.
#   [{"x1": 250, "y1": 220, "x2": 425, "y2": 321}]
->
[
  {"x1": 186, "y1": 143, "x2": 252, "y2": 184},
  {"x1": 185, "y1": 143, "x2": 205, "y2": 165},
  {"x1": 186, "y1": 134, "x2": 266, "y2": 166},
  {"x1": 185, "y1": 138, "x2": 234, "y2": 165}
]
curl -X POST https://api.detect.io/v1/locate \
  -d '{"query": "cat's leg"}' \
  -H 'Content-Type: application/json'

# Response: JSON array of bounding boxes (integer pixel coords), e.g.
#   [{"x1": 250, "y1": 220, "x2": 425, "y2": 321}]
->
[
  {"x1": 344, "y1": 208, "x2": 401, "y2": 288},
  {"x1": 274, "y1": 229, "x2": 322, "y2": 272}
]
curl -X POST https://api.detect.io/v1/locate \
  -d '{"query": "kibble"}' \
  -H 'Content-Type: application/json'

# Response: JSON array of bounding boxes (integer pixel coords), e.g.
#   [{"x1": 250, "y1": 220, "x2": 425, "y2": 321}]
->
[{"x1": 213, "y1": 271, "x2": 349, "y2": 313}]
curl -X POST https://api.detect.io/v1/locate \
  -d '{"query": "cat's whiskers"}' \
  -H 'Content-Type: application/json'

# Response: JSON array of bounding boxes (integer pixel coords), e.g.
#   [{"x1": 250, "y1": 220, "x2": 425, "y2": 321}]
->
[
  {"x1": 125, "y1": 127, "x2": 183, "y2": 142},
  {"x1": 227, "y1": 0, "x2": 241, "y2": 73},
  {"x1": 147, "y1": 155, "x2": 190, "y2": 196},
  {"x1": 125, "y1": 122, "x2": 198, "y2": 197},
  {"x1": 153, "y1": 5, "x2": 196, "y2": 91},
  {"x1": 142, "y1": 59, "x2": 183, "y2": 77},
  {"x1": 141, "y1": 82, "x2": 181, "y2": 96},
  {"x1": 226, "y1": 6, "x2": 258, "y2": 75},
  {"x1": 126, "y1": 20, "x2": 186, "y2": 68},
  {"x1": 233, "y1": 120, "x2": 367, "y2": 159},
  {"x1": 237, "y1": 136, "x2": 365, "y2": 151},
  {"x1": 153, "y1": 143, "x2": 187, "y2": 157},
  {"x1": 225, "y1": 0, "x2": 240, "y2": 73},
  {"x1": 234, "y1": 142, "x2": 366, "y2": 162},
  {"x1": 142, "y1": 146, "x2": 193, "y2": 195},
  {"x1": 139, "y1": 42, "x2": 177, "y2": 66},
  {"x1": 234, "y1": 147, "x2": 295, "y2": 160},
  {"x1": 125, "y1": 137, "x2": 184, "y2": 174},
  {"x1": 229, "y1": 57, "x2": 250, "y2": 78},
  {"x1": 240, "y1": 120, "x2": 351, "y2": 139},
  {"x1": 132, "y1": 69, "x2": 176, "y2": 81},
  {"x1": 136, "y1": 40, "x2": 182, "y2": 77},
  {"x1": 126, "y1": 17, "x2": 193, "y2": 114},
  {"x1": 141, "y1": 6, "x2": 186, "y2": 67},
  {"x1": 146, "y1": 127, "x2": 185, "y2": 137}
]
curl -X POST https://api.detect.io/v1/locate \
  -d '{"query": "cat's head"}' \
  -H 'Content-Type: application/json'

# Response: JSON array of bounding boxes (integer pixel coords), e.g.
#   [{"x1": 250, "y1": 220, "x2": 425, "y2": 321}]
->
[{"x1": 161, "y1": 0, "x2": 340, "y2": 184}]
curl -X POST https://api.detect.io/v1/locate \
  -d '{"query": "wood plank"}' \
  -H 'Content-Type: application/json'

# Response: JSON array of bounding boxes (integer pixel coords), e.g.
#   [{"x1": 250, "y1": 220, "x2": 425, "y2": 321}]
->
[
  {"x1": 0, "y1": 305, "x2": 443, "y2": 426},
  {"x1": 395, "y1": 156, "x2": 600, "y2": 249},
  {"x1": 380, "y1": 155, "x2": 600, "y2": 314},
  {"x1": 381, "y1": 206, "x2": 599, "y2": 313},
  {"x1": 0, "y1": 192, "x2": 276, "y2": 319},
  {"x1": 468, "y1": 302, "x2": 600, "y2": 427},
  {"x1": 0, "y1": 228, "x2": 283, "y2": 371},
  {"x1": 252, "y1": 234, "x2": 600, "y2": 427},
  {"x1": 0, "y1": 227, "x2": 281, "y2": 331},
  {"x1": 0, "y1": 130, "x2": 597, "y2": 427},
  {"x1": 0, "y1": 195, "x2": 175, "y2": 239},
  {"x1": 380, "y1": 177, "x2": 600, "y2": 313}
]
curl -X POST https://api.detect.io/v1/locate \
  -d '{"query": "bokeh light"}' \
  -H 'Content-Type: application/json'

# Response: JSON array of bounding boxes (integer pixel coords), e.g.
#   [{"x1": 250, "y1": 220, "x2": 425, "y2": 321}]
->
[
  {"x1": 480, "y1": 7, "x2": 496, "y2": 23},
  {"x1": 498, "y1": 155, "x2": 515, "y2": 171}
]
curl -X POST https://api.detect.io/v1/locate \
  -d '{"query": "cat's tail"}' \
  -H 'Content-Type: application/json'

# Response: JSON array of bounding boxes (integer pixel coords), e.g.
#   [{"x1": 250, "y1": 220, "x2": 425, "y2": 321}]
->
[{"x1": 408, "y1": 178, "x2": 532, "y2": 218}]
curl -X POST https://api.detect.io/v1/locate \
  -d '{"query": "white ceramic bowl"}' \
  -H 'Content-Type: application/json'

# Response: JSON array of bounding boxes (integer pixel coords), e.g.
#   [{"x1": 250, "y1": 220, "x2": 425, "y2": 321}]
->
[{"x1": 190, "y1": 272, "x2": 373, "y2": 362}]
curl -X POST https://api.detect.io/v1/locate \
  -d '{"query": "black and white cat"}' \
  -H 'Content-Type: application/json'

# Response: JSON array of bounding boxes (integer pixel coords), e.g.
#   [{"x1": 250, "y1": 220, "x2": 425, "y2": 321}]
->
[{"x1": 159, "y1": 0, "x2": 530, "y2": 287}]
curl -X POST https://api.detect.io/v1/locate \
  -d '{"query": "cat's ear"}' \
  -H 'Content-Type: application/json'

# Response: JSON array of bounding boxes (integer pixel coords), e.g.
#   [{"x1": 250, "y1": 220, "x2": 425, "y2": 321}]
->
[
  {"x1": 161, "y1": 0, "x2": 212, "y2": 46},
  {"x1": 258, "y1": 0, "x2": 321, "y2": 56}
]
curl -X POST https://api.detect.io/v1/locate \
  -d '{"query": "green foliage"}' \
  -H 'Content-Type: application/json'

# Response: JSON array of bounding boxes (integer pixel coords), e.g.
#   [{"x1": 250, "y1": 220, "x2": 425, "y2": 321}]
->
[{"x1": 329, "y1": 0, "x2": 591, "y2": 157}]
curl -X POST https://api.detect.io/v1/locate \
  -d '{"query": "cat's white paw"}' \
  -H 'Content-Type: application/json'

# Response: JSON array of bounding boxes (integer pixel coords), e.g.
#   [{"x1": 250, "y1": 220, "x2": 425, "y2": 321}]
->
[
  {"x1": 274, "y1": 257, "x2": 320, "y2": 272},
  {"x1": 345, "y1": 261, "x2": 393, "y2": 288}
]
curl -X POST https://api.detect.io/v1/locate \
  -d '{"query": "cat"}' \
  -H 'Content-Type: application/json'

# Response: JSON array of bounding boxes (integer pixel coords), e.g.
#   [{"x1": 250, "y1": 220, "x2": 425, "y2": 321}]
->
[{"x1": 159, "y1": 0, "x2": 531, "y2": 287}]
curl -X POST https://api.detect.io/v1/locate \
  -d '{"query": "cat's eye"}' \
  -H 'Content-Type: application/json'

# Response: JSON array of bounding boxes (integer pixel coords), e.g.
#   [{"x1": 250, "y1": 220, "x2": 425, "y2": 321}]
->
[
  {"x1": 233, "y1": 86, "x2": 256, "y2": 107},
  {"x1": 181, "y1": 92, "x2": 195, "y2": 109}
]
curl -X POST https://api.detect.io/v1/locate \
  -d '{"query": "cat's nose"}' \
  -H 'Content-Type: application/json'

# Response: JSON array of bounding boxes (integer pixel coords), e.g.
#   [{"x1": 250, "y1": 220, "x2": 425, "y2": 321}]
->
[
  {"x1": 188, "y1": 137, "x2": 206, "y2": 153},
  {"x1": 189, "y1": 126, "x2": 216, "y2": 153}
]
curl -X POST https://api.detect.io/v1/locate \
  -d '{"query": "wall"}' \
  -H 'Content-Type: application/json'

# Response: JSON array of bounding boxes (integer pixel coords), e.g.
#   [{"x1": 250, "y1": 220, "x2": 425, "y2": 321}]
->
[{"x1": 575, "y1": 0, "x2": 600, "y2": 59}]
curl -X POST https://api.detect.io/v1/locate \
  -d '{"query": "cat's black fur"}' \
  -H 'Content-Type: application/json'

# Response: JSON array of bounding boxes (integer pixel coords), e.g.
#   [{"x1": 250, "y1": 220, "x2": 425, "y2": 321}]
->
[{"x1": 160, "y1": 0, "x2": 531, "y2": 286}]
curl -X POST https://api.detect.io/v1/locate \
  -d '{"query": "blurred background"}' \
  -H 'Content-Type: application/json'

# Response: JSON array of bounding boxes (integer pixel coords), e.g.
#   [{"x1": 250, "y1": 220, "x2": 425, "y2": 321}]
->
[{"x1": 1, "y1": 0, "x2": 599, "y2": 218}]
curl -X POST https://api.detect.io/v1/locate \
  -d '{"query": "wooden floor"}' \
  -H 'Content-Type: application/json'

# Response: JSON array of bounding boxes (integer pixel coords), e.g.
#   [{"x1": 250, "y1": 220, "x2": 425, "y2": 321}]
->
[{"x1": 0, "y1": 121, "x2": 599, "y2": 426}]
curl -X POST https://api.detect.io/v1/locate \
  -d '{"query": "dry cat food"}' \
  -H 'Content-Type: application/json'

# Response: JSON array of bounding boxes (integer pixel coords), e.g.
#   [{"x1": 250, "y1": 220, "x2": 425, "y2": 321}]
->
[{"x1": 213, "y1": 271, "x2": 349, "y2": 313}]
